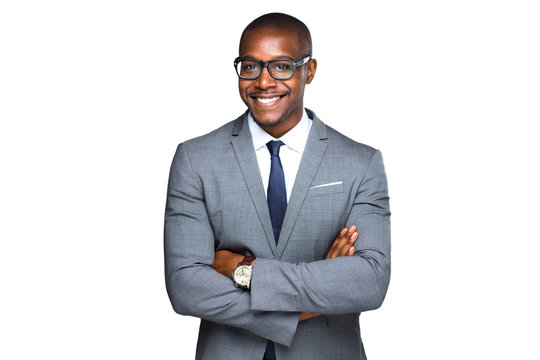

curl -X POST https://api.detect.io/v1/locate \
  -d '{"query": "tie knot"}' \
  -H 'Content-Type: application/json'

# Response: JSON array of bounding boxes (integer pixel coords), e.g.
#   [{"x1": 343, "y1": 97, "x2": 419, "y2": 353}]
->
[{"x1": 266, "y1": 140, "x2": 284, "y2": 157}]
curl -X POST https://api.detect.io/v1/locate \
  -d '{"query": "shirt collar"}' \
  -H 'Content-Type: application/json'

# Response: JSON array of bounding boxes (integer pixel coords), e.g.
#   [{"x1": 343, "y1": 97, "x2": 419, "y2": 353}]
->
[{"x1": 247, "y1": 109, "x2": 312, "y2": 154}]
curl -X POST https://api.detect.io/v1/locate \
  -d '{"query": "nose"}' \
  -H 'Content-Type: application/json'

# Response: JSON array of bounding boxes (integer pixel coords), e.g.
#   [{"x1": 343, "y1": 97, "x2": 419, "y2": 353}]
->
[{"x1": 255, "y1": 66, "x2": 277, "y2": 89}]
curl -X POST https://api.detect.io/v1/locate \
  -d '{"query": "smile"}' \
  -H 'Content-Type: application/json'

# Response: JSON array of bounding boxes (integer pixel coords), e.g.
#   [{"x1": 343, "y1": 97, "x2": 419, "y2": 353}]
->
[
  {"x1": 257, "y1": 96, "x2": 280, "y2": 104},
  {"x1": 252, "y1": 95, "x2": 285, "y2": 106}
]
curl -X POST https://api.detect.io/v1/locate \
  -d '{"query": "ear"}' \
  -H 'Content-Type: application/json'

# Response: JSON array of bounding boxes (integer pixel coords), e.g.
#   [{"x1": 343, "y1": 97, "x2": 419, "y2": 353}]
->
[{"x1": 305, "y1": 58, "x2": 317, "y2": 84}]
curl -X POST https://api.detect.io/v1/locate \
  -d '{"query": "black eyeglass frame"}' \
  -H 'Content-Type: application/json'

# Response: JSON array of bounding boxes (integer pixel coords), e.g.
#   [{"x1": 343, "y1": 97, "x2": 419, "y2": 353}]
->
[{"x1": 234, "y1": 56, "x2": 312, "y2": 80}]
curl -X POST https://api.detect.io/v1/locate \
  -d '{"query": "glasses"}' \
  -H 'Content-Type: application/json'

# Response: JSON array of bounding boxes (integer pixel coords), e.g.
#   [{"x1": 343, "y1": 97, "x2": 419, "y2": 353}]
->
[{"x1": 234, "y1": 56, "x2": 311, "y2": 80}]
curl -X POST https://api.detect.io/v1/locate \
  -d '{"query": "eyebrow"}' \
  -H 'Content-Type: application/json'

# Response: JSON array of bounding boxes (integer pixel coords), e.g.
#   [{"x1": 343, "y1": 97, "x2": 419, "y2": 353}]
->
[{"x1": 241, "y1": 55, "x2": 295, "y2": 61}]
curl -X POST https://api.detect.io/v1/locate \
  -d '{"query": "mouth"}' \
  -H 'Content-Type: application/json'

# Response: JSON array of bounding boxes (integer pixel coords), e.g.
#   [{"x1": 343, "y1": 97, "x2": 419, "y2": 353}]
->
[{"x1": 250, "y1": 94, "x2": 286, "y2": 106}]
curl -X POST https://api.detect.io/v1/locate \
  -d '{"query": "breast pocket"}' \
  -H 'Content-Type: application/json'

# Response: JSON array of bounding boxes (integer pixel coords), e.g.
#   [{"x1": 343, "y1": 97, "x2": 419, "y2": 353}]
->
[{"x1": 307, "y1": 181, "x2": 344, "y2": 197}]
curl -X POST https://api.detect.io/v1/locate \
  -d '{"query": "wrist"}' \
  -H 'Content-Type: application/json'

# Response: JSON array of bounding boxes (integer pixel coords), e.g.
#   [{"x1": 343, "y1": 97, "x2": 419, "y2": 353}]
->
[
  {"x1": 232, "y1": 256, "x2": 255, "y2": 289},
  {"x1": 228, "y1": 253, "x2": 245, "y2": 279}
]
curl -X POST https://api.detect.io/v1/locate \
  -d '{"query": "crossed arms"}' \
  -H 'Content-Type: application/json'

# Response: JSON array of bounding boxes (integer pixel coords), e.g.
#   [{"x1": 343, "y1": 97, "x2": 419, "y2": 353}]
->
[
  {"x1": 164, "y1": 144, "x2": 390, "y2": 346},
  {"x1": 213, "y1": 225, "x2": 360, "y2": 321}
]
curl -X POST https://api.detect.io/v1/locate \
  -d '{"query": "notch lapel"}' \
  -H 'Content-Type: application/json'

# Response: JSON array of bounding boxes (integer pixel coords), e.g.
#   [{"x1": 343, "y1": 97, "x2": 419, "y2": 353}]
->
[
  {"x1": 229, "y1": 113, "x2": 277, "y2": 254},
  {"x1": 276, "y1": 111, "x2": 328, "y2": 258}
]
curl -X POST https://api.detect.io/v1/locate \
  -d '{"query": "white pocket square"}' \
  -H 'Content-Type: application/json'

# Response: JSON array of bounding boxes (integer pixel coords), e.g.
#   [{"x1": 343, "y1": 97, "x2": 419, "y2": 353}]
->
[{"x1": 309, "y1": 181, "x2": 342, "y2": 190}]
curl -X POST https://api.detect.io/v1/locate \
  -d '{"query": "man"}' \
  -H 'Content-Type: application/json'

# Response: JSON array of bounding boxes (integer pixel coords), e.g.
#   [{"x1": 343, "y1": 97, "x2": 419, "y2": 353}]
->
[{"x1": 165, "y1": 13, "x2": 390, "y2": 360}]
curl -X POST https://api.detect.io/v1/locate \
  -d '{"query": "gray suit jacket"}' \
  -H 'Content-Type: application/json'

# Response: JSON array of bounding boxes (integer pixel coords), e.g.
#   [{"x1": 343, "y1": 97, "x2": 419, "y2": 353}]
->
[{"x1": 165, "y1": 109, "x2": 391, "y2": 360}]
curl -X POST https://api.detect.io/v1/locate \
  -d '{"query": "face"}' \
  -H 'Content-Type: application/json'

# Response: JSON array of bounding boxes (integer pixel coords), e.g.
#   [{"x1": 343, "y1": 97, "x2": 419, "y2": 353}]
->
[{"x1": 238, "y1": 28, "x2": 316, "y2": 138}]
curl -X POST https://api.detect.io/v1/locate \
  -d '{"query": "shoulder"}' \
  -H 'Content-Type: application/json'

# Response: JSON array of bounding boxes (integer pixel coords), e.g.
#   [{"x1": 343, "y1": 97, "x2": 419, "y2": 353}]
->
[
  {"x1": 322, "y1": 126, "x2": 383, "y2": 178},
  {"x1": 325, "y1": 125, "x2": 378, "y2": 156},
  {"x1": 309, "y1": 109, "x2": 380, "y2": 161},
  {"x1": 314, "y1": 119, "x2": 387, "y2": 188},
  {"x1": 313, "y1": 119, "x2": 381, "y2": 172}
]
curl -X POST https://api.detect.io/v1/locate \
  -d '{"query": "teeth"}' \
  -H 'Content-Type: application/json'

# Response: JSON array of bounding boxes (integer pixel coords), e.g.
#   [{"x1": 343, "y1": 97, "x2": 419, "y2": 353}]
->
[{"x1": 256, "y1": 96, "x2": 280, "y2": 104}]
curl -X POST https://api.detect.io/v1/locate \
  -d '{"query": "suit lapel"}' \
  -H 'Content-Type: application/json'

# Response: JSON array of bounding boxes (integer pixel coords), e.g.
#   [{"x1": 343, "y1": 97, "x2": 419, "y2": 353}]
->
[
  {"x1": 229, "y1": 113, "x2": 277, "y2": 254},
  {"x1": 276, "y1": 111, "x2": 328, "y2": 258}
]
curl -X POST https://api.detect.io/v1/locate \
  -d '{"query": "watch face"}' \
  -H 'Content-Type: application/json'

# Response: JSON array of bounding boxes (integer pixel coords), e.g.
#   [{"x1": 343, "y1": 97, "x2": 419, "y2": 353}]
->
[{"x1": 234, "y1": 265, "x2": 252, "y2": 286}]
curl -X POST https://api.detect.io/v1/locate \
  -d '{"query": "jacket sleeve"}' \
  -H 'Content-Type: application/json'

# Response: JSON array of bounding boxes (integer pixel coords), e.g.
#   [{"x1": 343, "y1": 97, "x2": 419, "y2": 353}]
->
[
  {"x1": 250, "y1": 150, "x2": 391, "y2": 314},
  {"x1": 164, "y1": 144, "x2": 300, "y2": 346}
]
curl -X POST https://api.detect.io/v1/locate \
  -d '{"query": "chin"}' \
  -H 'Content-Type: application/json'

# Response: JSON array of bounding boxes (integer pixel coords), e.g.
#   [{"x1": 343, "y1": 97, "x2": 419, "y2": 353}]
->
[{"x1": 251, "y1": 113, "x2": 285, "y2": 129}]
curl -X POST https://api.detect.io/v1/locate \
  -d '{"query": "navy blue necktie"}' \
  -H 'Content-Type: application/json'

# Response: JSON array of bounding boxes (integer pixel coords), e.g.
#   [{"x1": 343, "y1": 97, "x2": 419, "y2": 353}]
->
[
  {"x1": 264, "y1": 140, "x2": 287, "y2": 360},
  {"x1": 266, "y1": 140, "x2": 287, "y2": 244}
]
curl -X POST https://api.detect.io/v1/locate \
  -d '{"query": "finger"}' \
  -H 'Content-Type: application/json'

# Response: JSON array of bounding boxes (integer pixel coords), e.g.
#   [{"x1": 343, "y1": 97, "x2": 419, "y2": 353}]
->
[
  {"x1": 337, "y1": 231, "x2": 357, "y2": 257},
  {"x1": 335, "y1": 226, "x2": 357, "y2": 257},
  {"x1": 329, "y1": 225, "x2": 356, "y2": 258},
  {"x1": 329, "y1": 229, "x2": 351, "y2": 258},
  {"x1": 326, "y1": 229, "x2": 344, "y2": 259},
  {"x1": 326, "y1": 228, "x2": 347, "y2": 259}
]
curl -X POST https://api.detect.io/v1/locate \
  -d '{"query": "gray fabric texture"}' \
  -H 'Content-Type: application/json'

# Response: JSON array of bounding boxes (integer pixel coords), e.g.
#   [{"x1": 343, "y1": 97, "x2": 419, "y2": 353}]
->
[{"x1": 164, "y1": 109, "x2": 391, "y2": 360}]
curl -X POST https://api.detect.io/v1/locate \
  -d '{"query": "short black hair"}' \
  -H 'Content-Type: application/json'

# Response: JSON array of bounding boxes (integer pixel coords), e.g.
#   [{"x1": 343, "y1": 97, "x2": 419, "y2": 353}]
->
[{"x1": 239, "y1": 13, "x2": 312, "y2": 56}]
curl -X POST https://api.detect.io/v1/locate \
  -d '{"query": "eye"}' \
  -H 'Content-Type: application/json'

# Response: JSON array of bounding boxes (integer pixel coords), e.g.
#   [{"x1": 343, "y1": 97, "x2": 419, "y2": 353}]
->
[
  {"x1": 241, "y1": 62, "x2": 259, "y2": 73},
  {"x1": 275, "y1": 62, "x2": 292, "y2": 71}
]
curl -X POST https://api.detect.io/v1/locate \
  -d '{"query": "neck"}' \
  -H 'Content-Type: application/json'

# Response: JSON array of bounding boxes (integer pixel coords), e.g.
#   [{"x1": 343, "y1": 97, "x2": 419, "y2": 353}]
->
[
  {"x1": 262, "y1": 119, "x2": 300, "y2": 138},
  {"x1": 261, "y1": 106, "x2": 304, "y2": 138}
]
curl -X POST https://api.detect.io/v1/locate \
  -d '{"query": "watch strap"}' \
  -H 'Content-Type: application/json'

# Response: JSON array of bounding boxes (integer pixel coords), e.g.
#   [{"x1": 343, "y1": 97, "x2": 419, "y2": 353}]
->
[{"x1": 239, "y1": 256, "x2": 255, "y2": 266}]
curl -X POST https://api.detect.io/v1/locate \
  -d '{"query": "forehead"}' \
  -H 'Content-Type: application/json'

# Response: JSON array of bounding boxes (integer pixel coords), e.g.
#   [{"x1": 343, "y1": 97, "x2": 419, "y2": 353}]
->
[{"x1": 239, "y1": 28, "x2": 304, "y2": 59}]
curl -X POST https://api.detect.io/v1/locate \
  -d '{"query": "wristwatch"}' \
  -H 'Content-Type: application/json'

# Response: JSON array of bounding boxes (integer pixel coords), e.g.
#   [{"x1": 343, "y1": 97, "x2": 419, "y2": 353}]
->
[{"x1": 232, "y1": 256, "x2": 255, "y2": 289}]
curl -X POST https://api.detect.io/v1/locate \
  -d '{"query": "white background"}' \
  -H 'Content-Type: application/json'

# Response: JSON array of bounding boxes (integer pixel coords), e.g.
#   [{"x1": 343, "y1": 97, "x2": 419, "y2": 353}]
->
[{"x1": 1, "y1": 1, "x2": 539, "y2": 359}]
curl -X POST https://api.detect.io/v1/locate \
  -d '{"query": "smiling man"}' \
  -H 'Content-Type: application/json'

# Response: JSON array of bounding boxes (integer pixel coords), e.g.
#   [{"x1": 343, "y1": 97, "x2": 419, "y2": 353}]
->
[
  {"x1": 236, "y1": 25, "x2": 314, "y2": 138},
  {"x1": 165, "y1": 13, "x2": 391, "y2": 360}
]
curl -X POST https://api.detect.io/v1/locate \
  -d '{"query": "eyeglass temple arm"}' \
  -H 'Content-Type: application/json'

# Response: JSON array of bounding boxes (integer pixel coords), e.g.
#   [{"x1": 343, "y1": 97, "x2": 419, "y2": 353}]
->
[{"x1": 294, "y1": 56, "x2": 312, "y2": 66}]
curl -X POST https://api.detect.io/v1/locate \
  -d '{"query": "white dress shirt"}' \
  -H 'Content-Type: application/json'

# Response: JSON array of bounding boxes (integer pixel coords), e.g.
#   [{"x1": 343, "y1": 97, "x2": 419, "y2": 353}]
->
[{"x1": 247, "y1": 109, "x2": 312, "y2": 202}]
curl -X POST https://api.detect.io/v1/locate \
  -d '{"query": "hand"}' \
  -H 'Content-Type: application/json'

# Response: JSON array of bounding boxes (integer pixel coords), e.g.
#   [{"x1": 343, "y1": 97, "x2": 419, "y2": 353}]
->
[
  {"x1": 299, "y1": 312, "x2": 319, "y2": 321},
  {"x1": 213, "y1": 249, "x2": 245, "y2": 280},
  {"x1": 214, "y1": 226, "x2": 357, "y2": 322},
  {"x1": 325, "y1": 225, "x2": 358, "y2": 259}
]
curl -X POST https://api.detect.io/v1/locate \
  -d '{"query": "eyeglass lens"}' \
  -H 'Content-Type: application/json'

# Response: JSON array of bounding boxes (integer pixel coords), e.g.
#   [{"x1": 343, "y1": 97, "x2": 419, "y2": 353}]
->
[{"x1": 236, "y1": 60, "x2": 294, "y2": 79}]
